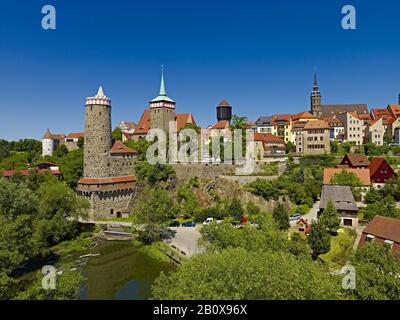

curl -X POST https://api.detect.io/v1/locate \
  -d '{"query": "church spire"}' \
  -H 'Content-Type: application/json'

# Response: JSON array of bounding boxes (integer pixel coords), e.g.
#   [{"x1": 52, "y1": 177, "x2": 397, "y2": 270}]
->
[
  {"x1": 313, "y1": 67, "x2": 318, "y2": 88},
  {"x1": 159, "y1": 65, "x2": 166, "y2": 96}
]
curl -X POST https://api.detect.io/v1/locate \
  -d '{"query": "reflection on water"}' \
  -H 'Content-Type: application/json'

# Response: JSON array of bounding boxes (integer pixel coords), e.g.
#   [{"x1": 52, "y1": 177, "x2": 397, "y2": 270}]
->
[{"x1": 80, "y1": 241, "x2": 175, "y2": 300}]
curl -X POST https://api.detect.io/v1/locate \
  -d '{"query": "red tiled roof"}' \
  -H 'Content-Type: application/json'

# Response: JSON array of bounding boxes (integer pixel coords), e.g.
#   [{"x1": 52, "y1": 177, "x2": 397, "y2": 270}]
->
[
  {"x1": 212, "y1": 120, "x2": 230, "y2": 130},
  {"x1": 363, "y1": 215, "x2": 400, "y2": 244},
  {"x1": 303, "y1": 119, "x2": 329, "y2": 130},
  {"x1": 66, "y1": 132, "x2": 85, "y2": 139},
  {"x1": 110, "y1": 141, "x2": 136, "y2": 154},
  {"x1": 368, "y1": 117, "x2": 382, "y2": 126},
  {"x1": 134, "y1": 109, "x2": 151, "y2": 135},
  {"x1": 253, "y1": 133, "x2": 285, "y2": 144},
  {"x1": 342, "y1": 153, "x2": 370, "y2": 167},
  {"x1": 368, "y1": 157, "x2": 388, "y2": 177},
  {"x1": 357, "y1": 113, "x2": 372, "y2": 120},
  {"x1": 176, "y1": 113, "x2": 197, "y2": 131},
  {"x1": 323, "y1": 168, "x2": 371, "y2": 186},
  {"x1": 291, "y1": 112, "x2": 316, "y2": 121},
  {"x1": 2, "y1": 169, "x2": 59, "y2": 177},
  {"x1": 272, "y1": 114, "x2": 292, "y2": 124},
  {"x1": 387, "y1": 105, "x2": 400, "y2": 118},
  {"x1": 78, "y1": 176, "x2": 136, "y2": 185}
]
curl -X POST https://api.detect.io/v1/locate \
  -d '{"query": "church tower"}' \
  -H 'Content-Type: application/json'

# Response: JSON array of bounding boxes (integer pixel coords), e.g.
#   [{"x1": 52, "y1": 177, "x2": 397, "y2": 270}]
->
[
  {"x1": 150, "y1": 67, "x2": 176, "y2": 133},
  {"x1": 83, "y1": 86, "x2": 112, "y2": 178},
  {"x1": 310, "y1": 71, "x2": 322, "y2": 117}
]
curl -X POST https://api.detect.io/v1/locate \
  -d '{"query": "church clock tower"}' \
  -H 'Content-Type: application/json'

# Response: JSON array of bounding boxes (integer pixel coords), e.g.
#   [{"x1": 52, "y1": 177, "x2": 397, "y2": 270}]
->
[
  {"x1": 150, "y1": 67, "x2": 176, "y2": 133},
  {"x1": 310, "y1": 71, "x2": 322, "y2": 117}
]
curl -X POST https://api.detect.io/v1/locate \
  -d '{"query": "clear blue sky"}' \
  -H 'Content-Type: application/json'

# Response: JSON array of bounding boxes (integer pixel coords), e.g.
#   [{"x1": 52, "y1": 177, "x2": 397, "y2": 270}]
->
[{"x1": 1, "y1": 0, "x2": 400, "y2": 141}]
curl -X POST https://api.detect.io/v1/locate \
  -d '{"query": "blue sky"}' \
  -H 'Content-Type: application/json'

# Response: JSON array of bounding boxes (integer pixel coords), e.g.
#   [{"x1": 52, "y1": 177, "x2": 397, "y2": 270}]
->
[{"x1": 1, "y1": 0, "x2": 400, "y2": 140}]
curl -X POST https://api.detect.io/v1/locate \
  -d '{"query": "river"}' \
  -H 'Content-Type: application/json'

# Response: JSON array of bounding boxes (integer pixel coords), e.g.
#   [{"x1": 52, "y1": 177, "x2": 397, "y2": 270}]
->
[{"x1": 79, "y1": 240, "x2": 176, "y2": 300}]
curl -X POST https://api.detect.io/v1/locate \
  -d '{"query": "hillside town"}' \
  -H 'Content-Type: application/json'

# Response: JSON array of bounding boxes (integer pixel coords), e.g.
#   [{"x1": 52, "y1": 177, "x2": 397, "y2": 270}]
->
[{"x1": 1, "y1": 68, "x2": 400, "y2": 301}]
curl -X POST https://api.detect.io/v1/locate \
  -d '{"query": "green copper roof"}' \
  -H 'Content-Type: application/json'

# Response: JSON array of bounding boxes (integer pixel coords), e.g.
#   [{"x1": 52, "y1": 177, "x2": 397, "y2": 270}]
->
[{"x1": 151, "y1": 67, "x2": 175, "y2": 103}]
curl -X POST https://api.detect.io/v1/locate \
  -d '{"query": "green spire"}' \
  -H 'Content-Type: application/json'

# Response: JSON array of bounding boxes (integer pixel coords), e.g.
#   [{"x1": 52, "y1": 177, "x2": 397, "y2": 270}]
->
[
  {"x1": 151, "y1": 65, "x2": 175, "y2": 103},
  {"x1": 159, "y1": 65, "x2": 166, "y2": 96}
]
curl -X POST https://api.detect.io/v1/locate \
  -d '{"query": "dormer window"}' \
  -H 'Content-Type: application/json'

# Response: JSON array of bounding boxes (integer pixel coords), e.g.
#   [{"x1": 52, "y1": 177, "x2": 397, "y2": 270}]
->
[
  {"x1": 366, "y1": 234, "x2": 375, "y2": 242},
  {"x1": 384, "y1": 240, "x2": 394, "y2": 249}
]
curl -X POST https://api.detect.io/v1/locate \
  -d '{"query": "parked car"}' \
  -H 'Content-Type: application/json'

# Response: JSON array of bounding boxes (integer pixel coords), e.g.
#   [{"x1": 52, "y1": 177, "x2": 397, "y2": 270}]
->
[
  {"x1": 203, "y1": 218, "x2": 214, "y2": 225},
  {"x1": 289, "y1": 213, "x2": 301, "y2": 221},
  {"x1": 169, "y1": 220, "x2": 180, "y2": 227},
  {"x1": 182, "y1": 221, "x2": 196, "y2": 227}
]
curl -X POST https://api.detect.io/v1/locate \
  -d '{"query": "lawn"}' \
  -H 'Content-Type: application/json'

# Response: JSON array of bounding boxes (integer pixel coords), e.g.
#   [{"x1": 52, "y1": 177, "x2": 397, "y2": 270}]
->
[{"x1": 320, "y1": 228, "x2": 357, "y2": 271}]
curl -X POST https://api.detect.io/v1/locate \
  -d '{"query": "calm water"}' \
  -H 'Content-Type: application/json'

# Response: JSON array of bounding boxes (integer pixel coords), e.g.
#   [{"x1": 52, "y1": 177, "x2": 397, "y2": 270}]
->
[{"x1": 79, "y1": 241, "x2": 175, "y2": 300}]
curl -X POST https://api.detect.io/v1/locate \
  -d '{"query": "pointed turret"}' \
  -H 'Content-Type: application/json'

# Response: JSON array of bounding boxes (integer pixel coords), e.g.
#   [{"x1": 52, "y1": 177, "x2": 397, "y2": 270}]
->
[
  {"x1": 151, "y1": 66, "x2": 175, "y2": 103},
  {"x1": 96, "y1": 86, "x2": 105, "y2": 98}
]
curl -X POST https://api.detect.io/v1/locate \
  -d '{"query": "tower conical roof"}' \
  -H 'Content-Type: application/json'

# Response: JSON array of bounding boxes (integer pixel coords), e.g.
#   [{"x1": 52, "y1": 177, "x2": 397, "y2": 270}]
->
[
  {"x1": 218, "y1": 99, "x2": 231, "y2": 107},
  {"x1": 151, "y1": 66, "x2": 175, "y2": 103}
]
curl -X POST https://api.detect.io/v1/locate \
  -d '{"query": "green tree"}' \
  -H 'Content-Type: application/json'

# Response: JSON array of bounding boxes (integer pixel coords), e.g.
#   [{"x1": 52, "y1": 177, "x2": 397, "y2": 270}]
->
[
  {"x1": 350, "y1": 243, "x2": 400, "y2": 300},
  {"x1": 112, "y1": 127, "x2": 123, "y2": 141},
  {"x1": 285, "y1": 141, "x2": 296, "y2": 154},
  {"x1": 308, "y1": 221, "x2": 331, "y2": 259},
  {"x1": 124, "y1": 138, "x2": 151, "y2": 161},
  {"x1": 134, "y1": 161, "x2": 176, "y2": 185},
  {"x1": 246, "y1": 201, "x2": 260, "y2": 216},
  {"x1": 152, "y1": 248, "x2": 343, "y2": 300},
  {"x1": 227, "y1": 198, "x2": 244, "y2": 221},
  {"x1": 361, "y1": 195, "x2": 400, "y2": 222},
  {"x1": 77, "y1": 137, "x2": 84, "y2": 149},
  {"x1": 59, "y1": 148, "x2": 84, "y2": 188},
  {"x1": 132, "y1": 187, "x2": 174, "y2": 243},
  {"x1": 0, "y1": 178, "x2": 39, "y2": 221},
  {"x1": 319, "y1": 200, "x2": 341, "y2": 234},
  {"x1": 230, "y1": 115, "x2": 248, "y2": 130},
  {"x1": 272, "y1": 203, "x2": 290, "y2": 231},
  {"x1": 16, "y1": 270, "x2": 83, "y2": 300},
  {"x1": 54, "y1": 144, "x2": 69, "y2": 158}
]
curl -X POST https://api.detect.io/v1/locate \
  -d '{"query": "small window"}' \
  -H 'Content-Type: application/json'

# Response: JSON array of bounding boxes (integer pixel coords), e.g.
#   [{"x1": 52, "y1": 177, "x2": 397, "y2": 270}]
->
[{"x1": 366, "y1": 234, "x2": 375, "y2": 242}]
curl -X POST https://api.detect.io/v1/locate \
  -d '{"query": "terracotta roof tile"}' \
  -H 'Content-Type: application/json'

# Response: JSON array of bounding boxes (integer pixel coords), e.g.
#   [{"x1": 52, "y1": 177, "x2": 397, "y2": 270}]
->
[
  {"x1": 66, "y1": 132, "x2": 85, "y2": 139},
  {"x1": 363, "y1": 215, "x2": 400, "y2": 244},
  {"x1": 368, "y1": 157, "x2": 388, "y2": 177},
  {"x1": 212, "y1": 120, "x2": 230, "y2": 130},
  {"x1": 253, "y1": 133, "x2": 285, "y2": 144},
  {"x1": 134, "y1": 109, "x2": 151, "y2": 135},
  {"x1": 323, "y1": 168, "x2": 371, "y2": 186},
  {"x1": 78, "y1": 176, "x2": 136, "y2": 185},
  {"x1": 303, "y1": 119, "x2": 329, "y2": 130},
  {"x1": 343, "y1": 154, "x2": 370, "y2": 167},
  {"x1": 110, "y1": 141, "x2": 136, "y2": 154}
]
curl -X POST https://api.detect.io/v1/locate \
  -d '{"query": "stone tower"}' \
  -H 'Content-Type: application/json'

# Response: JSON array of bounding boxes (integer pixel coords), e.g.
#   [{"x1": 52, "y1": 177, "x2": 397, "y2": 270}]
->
[
  {"x1": 150, "y1": 67, "x2": 176, "y2": 133},
  {"x1": 217, "y1": 99, "x2": 232, "y2": 123},
  {"x1": 83, "y1": 86, "x2": 112, "y2": 178},
  {"x1": 310, "y1": 71, "x2": 322, "y2": 117}
]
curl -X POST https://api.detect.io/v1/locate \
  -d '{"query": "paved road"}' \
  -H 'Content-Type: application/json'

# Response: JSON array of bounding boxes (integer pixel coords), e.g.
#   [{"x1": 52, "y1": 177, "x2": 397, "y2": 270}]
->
[
  {"x1": 290, "y1": 201, "x2": 320, "y2": 227},
  {"x1": 168, "y1": 225, "x2": 204, "y2": 257}
]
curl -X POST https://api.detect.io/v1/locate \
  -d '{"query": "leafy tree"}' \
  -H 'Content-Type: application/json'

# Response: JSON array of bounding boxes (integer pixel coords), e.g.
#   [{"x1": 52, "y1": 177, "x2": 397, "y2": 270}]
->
[
  {"x1": 54, "y1": 144, "x2": 69, "y2": 158},
  {"x1": 77, "y1": 137, "x2": 84, "y2": 149},
  {"x1": 132, "y1": 187, "x2": 174, "y2": 243},
  {"x1": 285, "y1": 141, "x2": 296, "y2": 154},
  {"x1": 361, "y1": 195, "x2": 400, "y2": 222},
  {"x1": 330, "y1": 171, "x2": 362, "y2": 188},
  {"x1": 227, "y1": 198, "x2": 244, "y2": 221},
  {"x1": 195, "y1": 206, "x2": 225, "y2": 222},
  {"x1": 177, "y1": 185, "x2": 199, "y2": 217},
  {"x1": 308, "y1": 221, "x2": 331, "y2": 259},
  {"x1": 230, "y1": 115, "x2": 248, "y2": 130},
  {"x1": 59, "y1": 149, "x2": 84, "y2": 188},
  {"x1": 16, "y1": 270, "x2": 83, "y2": 300},
  {"x1": 350, "y1": 243, "x2": 400, "y2": 300},
  {"x1": 124, "y1": 138, "x2": 151, "y2": 161},
  {"x1": 319, "y1": 200, "x2": 341, "y2": 234},
  {"x1": 37, "y1": 182, "x2": 89, "y2": 219},
  {"x1": 152, "y1": 248, "x2": 343, "y2": 300},
  {"x1": 246, "y1": 201, "x2": 260, "y2": 216},
  {"x1": 330, "y1": 141, "x2": 339, "y2": 154},
  {"x1": 0, "y1": 178, "x2": 39, "y2": 221},
  {"x1": 365, "y1": 188, "x2": 383, "y2": 204},
  {"x1": 287, "y1": 232, "x2": 312, "y2": 257},
  {"x1": 112, "y1": 127, "x2": 123, "y2": 141},
  {"x1": 272, "y1": 203, "x2": 290, "y2": 231},
  {"x1": 134, "y1": 161, "x2": 176, "y2": 185},
  {"x1": 382, "y1": 176, "x2": 400, "y2": 201}
]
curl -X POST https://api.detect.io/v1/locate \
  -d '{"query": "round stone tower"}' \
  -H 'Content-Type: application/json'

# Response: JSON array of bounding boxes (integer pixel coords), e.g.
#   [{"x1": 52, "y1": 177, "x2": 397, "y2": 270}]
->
[{"x1": 83, "y1": 86, "x2": 112, "y2": 178}]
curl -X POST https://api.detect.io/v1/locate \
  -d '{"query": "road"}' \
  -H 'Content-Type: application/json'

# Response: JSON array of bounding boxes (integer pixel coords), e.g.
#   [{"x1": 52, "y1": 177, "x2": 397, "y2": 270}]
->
[
  {"x1": 168, "y1": 225, "x2": 204, "y2": 257},
  {"x1": 290, "y1": 201, "x2": 320, "y2": 227}
]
